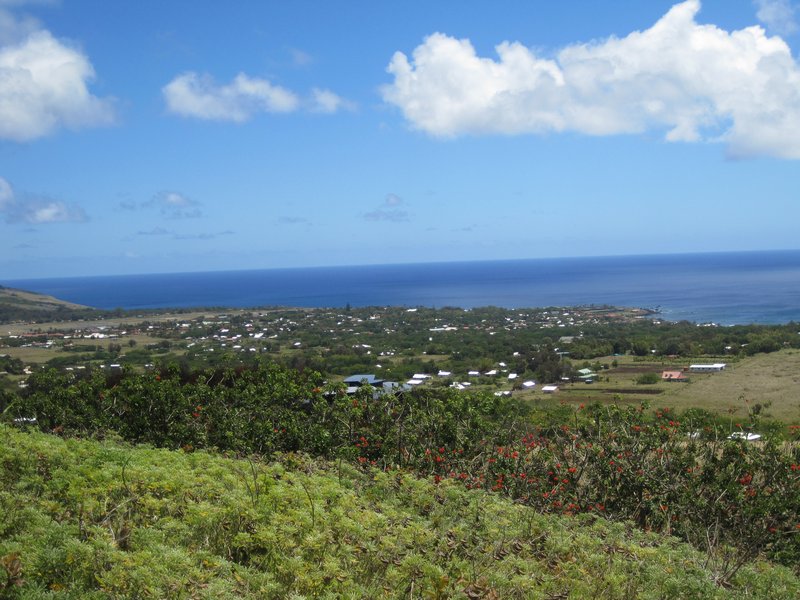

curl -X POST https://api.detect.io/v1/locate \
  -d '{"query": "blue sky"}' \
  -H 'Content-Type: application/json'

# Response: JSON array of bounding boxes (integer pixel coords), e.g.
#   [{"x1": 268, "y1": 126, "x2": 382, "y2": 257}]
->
[{"x1": 2, "y1": 0, "x2": 800, "y2": 279}]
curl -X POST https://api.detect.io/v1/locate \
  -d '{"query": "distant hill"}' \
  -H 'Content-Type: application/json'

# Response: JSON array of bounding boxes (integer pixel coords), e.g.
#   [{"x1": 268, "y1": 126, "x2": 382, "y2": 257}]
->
[{"x1": 0, "y1": 285, "x2": 93, "y2": 323}]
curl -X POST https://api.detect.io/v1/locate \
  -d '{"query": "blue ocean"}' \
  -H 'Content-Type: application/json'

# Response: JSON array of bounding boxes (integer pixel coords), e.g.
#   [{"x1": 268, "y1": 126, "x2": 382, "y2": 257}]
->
[{"x1": 5, "y1": 250, "x2": 800, "y2": 325}]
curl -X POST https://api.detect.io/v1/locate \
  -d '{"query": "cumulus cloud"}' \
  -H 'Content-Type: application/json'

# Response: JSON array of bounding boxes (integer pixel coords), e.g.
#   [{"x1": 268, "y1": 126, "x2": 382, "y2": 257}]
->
[
  {"x1": 310, "y1": 88, "x2": 356, "y2": 113},
  {"x1": 384, "y1": 193, "x2": 404, "y2": 207},
  {"x1": 147, "y1": 191, "x2": 202, "y2": 219},
  {"x1": 755, "y1": 0, "x2": 798, "y2": 36},
  {"x1": 364, "y1": 193, "x2": 410, "y2": 222},
  {"x1": 163, "y1": 72, "x2": 299, "y2": 121},
  {"x1": 5, "y1": 198, "x2": 87, "y2": 224},
  {"x1": 0, "y1": 7, "x2": 114, "y2": 141},
  {"x1": 289, "y1": 47, "x2": 312, "y2": 66},
  {"x1": 382, "y1": 0, "x2": 800, "y2": 159},
  {"x1": 0, "y1": 176, "x2": 12, "y2": 209},
  {"x1": 0, "y1": 176, "x2": 87, "y2": 223}
]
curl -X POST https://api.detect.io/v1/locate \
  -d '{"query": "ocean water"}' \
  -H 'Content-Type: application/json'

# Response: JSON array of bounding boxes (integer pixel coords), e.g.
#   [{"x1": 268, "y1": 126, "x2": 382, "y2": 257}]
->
[{"x1": 5, "y1": 250, "x2": 800, "y2": 325}]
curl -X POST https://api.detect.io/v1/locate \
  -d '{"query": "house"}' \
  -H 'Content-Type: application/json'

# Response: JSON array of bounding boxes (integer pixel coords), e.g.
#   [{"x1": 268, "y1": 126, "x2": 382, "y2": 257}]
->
[
  {"x1": 542, "y1": 385, "x2": 559, "y2": 393},
  {"x1": 729, "y1": 431, "x2": 761, "y2": 441},
  {"x1": 689, "y1": 363, "x2": 726, "y2": 372},
  {"x1": 343, "y1": 374, "x2": 410, "y2": 396},
  {"x1": 343, "y1": 374, "x2": 384, "y2": 394},
  {"x1": 661, "y1": 370, "x2": 688, "y2": 382},
  {"x1": 522, "y1": 380, "x2": 536, "y2": 389},
  {"x1": 344, "y1": 374, "x2": 384, "y2": 387}
]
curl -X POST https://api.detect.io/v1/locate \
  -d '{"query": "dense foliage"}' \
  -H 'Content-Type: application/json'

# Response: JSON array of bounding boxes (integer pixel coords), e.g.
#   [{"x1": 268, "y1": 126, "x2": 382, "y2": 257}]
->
[
  {"x1": 4, "y1": 362, "x2": 799, "y2": 577},
  {"x1": 2, "y1": 425, "x2": 799, "y2": 598}
]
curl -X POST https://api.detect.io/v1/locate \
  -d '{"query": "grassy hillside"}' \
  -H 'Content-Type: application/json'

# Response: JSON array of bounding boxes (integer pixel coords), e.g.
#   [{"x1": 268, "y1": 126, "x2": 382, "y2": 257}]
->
[
  {"x1": 1, "y1": 425, "x2": 798, "y2": 599},
  {"x1": 0, "y1": 286, "x2": 91, "y2": 324}
]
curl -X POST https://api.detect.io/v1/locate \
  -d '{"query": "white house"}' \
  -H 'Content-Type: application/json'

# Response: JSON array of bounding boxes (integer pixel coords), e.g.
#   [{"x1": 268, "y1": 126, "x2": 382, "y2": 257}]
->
[
  {"x1": 729, "y1": 431, "x2": 761, "y2": 441},
  {"x1": 689, "y1": 363, "x2": 727, "y2": 372},
  {"x1": 542, "y1": 385, "x2": 559, "y2": 393}
]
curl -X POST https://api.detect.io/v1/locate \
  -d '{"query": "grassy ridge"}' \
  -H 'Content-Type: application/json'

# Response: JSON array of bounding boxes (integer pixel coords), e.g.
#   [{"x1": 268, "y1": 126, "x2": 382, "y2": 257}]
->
[
  {"x1": 0, "y1": 287, "x2": 91, "y2": 324},
  {"x1": 1, "y1": 425, "x2": 799, "y2": 599}
]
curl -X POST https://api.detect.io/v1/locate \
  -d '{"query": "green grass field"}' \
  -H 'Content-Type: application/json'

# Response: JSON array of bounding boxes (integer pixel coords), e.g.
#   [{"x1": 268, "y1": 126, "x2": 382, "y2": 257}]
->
[{"x1": 545, "y1": 350, "x2": 800, "y2": 423}]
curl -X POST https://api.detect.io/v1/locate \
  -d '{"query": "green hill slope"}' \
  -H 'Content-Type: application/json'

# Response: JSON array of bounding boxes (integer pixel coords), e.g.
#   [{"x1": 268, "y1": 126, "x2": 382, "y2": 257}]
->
[
  {"x1": 0, "y1": 286, "x2": 91, "y2": 323},
  {"x1": 1, "y1": 425, "x2": 798, "y2": 599}
]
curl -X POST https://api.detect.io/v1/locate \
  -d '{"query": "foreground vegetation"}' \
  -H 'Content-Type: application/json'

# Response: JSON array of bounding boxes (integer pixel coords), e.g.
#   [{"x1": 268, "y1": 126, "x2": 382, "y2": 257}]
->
[
  {"x1": 3, "y1": 363, "x2": 799, "y2": 578},
  {"x1": 2, "y1": 424, "x2": 799, "y2": 599}
]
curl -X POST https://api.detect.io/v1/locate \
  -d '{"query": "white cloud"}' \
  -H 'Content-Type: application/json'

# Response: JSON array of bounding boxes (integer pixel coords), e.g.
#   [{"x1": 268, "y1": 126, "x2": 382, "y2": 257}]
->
[
  {"x1": 0, "y1": 9, "x2": 114, "y2": 141},
  {"x1": 384, "y1": 193, "x2": 404, "y2": 206},
  {"x1": 0, "y1": 177, "x2": 87, "y2": 223},
  {"x1": 363, "y1": 193, "x2": 410, "y2": 222},
  {"x1": 147, "y1": 191, "x2": 202, "y2": 219},
  {"x1": 382, "y1": 0, "x2": 800, "y2": 159},
  {"x1": 310, "y1": 88, "x2": 355, "y2": 113},
  {"x1": 163, "y1": 72, "x2": 299, "y2": 121},
  {"x1": 755, "y1": 0, "x2": 798, "y2": 36},
  {"x1": 5, "y1": 198, "x2": 87, "y2": 224},
  {"x1": 0, "y1": 176, "x2": 12, "y2": 208},
  {"x1": 289, "y1": 47, "x2": 312, "y2": 66}
]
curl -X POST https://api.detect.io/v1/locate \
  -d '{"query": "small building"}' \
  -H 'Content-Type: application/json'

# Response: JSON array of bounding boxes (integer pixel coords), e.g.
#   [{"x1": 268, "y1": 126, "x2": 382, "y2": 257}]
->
[
  {"x1": 661, "y1": 370, "x2": 688, "y2": 382},
  {"x1": 522, "y1": 380, "x2": 536, "y2": 389},
  {"x1": 542, "y1": 385, "x2": 559, "y2": 393},
  {"x1": 729, "y1": 431, "x2": 761, "y2": 442},
  {"x1": 689, "y1": 363, "x2": 727, "y2": 372},
  {"x1": 344, "y1": 374, "x2": 385, "y2": 394}
]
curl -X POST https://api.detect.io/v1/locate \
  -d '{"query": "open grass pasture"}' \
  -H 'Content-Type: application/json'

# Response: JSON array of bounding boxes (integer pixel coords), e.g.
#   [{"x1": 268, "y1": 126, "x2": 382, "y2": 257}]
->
[{"x1": 553, "y1": 350, "x2": 800, "y2": 423}]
